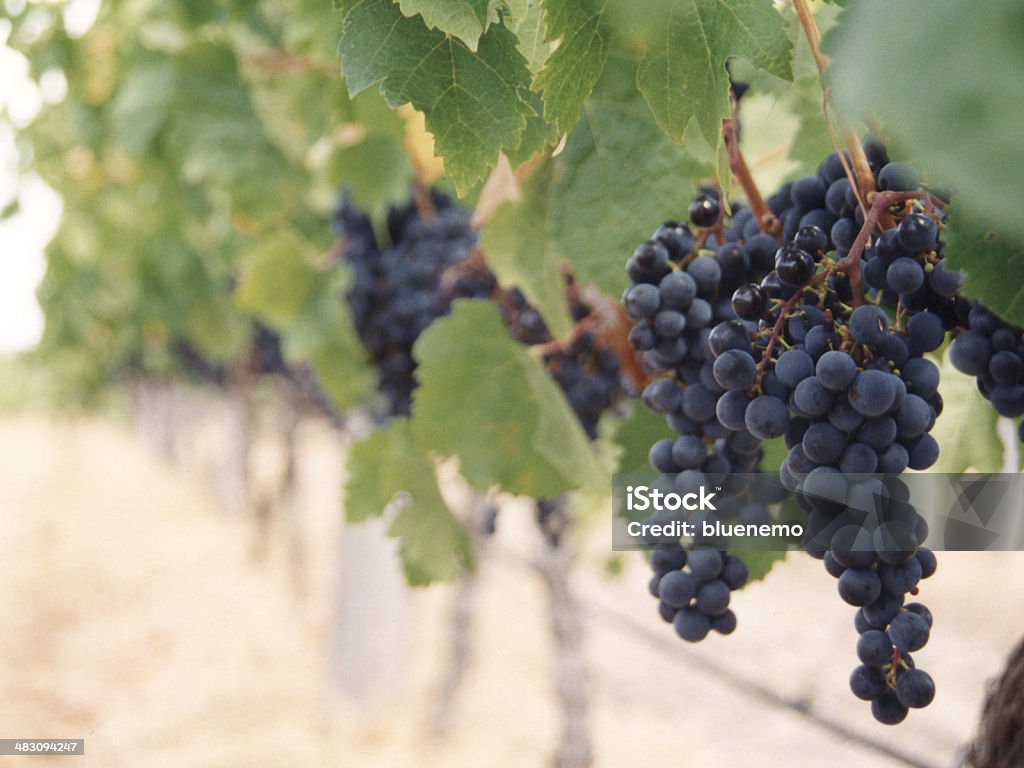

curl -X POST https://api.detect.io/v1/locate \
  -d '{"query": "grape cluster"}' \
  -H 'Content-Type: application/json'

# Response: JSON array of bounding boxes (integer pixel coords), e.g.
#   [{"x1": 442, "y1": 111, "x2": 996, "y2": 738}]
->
[
  {"x1": 708, "y1": 147, "x2": 950, "y2": 722},
  {"x1": 248, "y1": 322, "x2": 288, "y2": 377},
  {"x1": 950, "y1": 303, "x2": 1024, "y2": 437},
  {"x1": 845, "y1": 549, "x2": 938, "y2": 723},
  {"x1": 172, "y1": 323, "x2": 289, "y2": 383},
  {"x1": 544, "y1": 332, "x2": 625, "y2": 440},
  {"x1": 335, "y1": 189, "x2": 476, "y2": 417},
  {"x1": 173, "y1": 339, "x2": 227, "y2": 385},
  {"x1": 637, "y1": 470, "x2": 790, "y2": 642},
  {"x1": 647, "y1": 545, "x2": 748, "y2": 641},
  {"x1": 337, "y1": 190, "x2": 630, "y2": 549},
  {"x1": 626, "y1": 139, "x2": 960, "y2": 716},
  {"x1": 623, "y1": 191, "x2": 794, "y2": 642},
  {"x1": 623, "y1": 191, "x2": 775, "y2": 479}
]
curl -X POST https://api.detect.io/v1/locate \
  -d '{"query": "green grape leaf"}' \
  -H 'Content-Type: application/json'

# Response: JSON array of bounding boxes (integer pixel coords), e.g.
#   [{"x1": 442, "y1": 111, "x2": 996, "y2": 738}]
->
[
  {"x1": 181, "y1": 293, "x2": 250, "y2": 363},
  {"x1": 634, "y1": 0, "x2": 793, "y2": 148},
  {"x1": 411, "y1": 300, "x2": 604, "y2": 496},
  {"x1": 346, "y1": 420, "x2": 473, "y2": 585},
  {"x1": 532, "y1": 0, "x2": 612, "y2": 134},
  {"x1": 329, "y1": 134, "x2": 412, "y2": 217},
  {"x1": 235, "y1": 233, "x2": 321, "y2": 326},
  {"x1": 397, "y1": 0, "x2": 491, "y2": 50},
  {"x1": 505, "y1": 89, "x2": 559, "y2": 166},
  {"x1": 724, "y1": 2, "x2": 837, "y2": 183},
  {"x1": 826, "y1": 0, "x2": 1024, "y2": 244},
  {"x1": 279, "y1": 268, "x2": 374, "y2": 410},
  {"x1": 339, "y1": 0, "x2": 532, "y2": 192},
  {"x1": 548, "y1": 59, "x2": 712, "y2": 298},
  {"x1": 166, "y1": 43, "x2": 298, "y2": 217},
  {"x1": 931, "y1": 349, "x2": 1004, "y2": 473},
  {"x1": 478, "y1": 159, "x2": 572, "y2": 337},
  {"x1": 486, "y1": 60, "x2": 712, "y2": 303},
  {"x1": 944, "y1": 202, "x2": 1024, "y2": 329},
  {"x1": 110, "y1": 60, "x2": 178, "y2": 155},
  {"x1": 610, "y1": 402, "x2": 668, "y2": 475},
  {"x1": 510, "y1": 0, "x2": 550, "y2": 74},
  {"x1": 732, "y1": 550, "x2": 786, "y2": 584}
]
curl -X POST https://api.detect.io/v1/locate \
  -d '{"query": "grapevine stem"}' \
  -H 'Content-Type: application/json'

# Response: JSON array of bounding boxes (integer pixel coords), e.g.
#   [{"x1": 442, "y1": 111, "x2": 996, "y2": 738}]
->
[
  {"x1": 791, "y1": 0, "x2": 877, "y2": 214},
  {"x1": 247, "y1": 50, "x2": 337, "y2": 78},
  {"x1": 791, "y1": 0, "x2": 828, "y2": 76},
  {"x1": 411, "y1": 180, "x2": 438, "y2": 219},
  {"x1": 723, "y1": 116, "x2": 780, "y2": 241},
  {"x1": 535, "y1": 519, "x2": 593, "y2": 768},
  {"x1": 756, "y1": 276, "x2": 825, "y2": 383},
  {"x1": 431, "y1": 495, "x2": 490, "y2": 738}
]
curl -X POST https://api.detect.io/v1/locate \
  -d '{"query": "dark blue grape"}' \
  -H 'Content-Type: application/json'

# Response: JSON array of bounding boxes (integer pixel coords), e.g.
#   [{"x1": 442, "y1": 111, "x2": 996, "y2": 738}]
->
[
  {"x1": 659, "y1": 569, "x2": 698, "y2": 608},
  {"x1": 849, "y1": 305, "x2": 889, "y2": 345},
  {"x1": 877, "y1": 162, "x2": 920, "y2": 192},
  {"x1": 896, "y1": 668, "x2": 935, "y2": 709},
  {"x1": 897, "y1": 213, "x2": 938, "y2": 252},
  {"x1": 695, "y1": 579, "x2": 731, "y2": 615},
  {"x1": 716, "y1": 389, "x2": 750, "y2": 431},
  {"x1": 802, "y1": 422, "x2": 846, "y2": 464},
  {"x1": 857, "y1": 629, "x2": 894, "y2": 666},
  {"x1": 745, "y1": 395, "x2": 790, "y2": 439},
  {"x1": 872, "y1": 691, "x2": 909, "y2": 725},
  {"x1": 659, "y1": 271, "x2": 698, "y2": 308},
  {"x1": 710, "y1": 610, "x2": 737, "y2": 635},
  {"x1": 650, "y1": 547, "x2": 687, "y2": 575},
  {"x1": 671, "y1": 435, "x2": 707, "y2": 470},
  {"x1": 888, "y1": 611, "x2": 930, "y2": 652},
  {"x1": 907, "y1": 311, "x2": 946, "y2": 356},
  {"x1": 689, "y1": 194, "x2": 720, "y2": 228},
  {"x1": 950, "y1": 331, "x2": 993, "y2": 376},
  {"x1": 649, "y1": 438, "x2": 680, "y2": 473},
  {"x1": 887, "y1": 257, "x2": 925, "y2": 294},
  {"x1": 688, "y1": 548, "x2": 724, "y2": 580},
  {"x1": 775, "y1": 349, "x2": 815, "y2": 389},
  {"x1": 625, "y1": 283, "x2": 661, "y2": 319},
  {"x1": 793, "y1": 376, "x2": 834, "y2": 417},
  {"x1": 849, "y1": 369, "x2": 898, "y2": 417},
  {"x1": 775, "y1": 244, "x2": 816, "y2": 286},
  {"x1": 839, "y1": 568, "x2": 883, "y2": 607},
  {"x1": 850, "y1": 665, "x2": 888, "y2": 700},
  {"x1": 817, "y1": 351, "x2": 858, "y2": 392},
  {"x1": 713, "y1": 349, "x2": 758, "y2": 391}
]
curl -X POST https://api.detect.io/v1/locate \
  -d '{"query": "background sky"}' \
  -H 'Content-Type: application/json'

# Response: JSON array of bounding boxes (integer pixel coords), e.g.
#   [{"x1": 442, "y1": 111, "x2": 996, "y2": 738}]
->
[{"x1": 0, "y1": 1, "x2": 97, "y2": 354}]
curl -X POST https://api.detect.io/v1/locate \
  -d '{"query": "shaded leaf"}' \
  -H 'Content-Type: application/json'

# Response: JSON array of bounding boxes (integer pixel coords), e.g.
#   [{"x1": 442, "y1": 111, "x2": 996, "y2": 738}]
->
[
  {"x1": 611, "y1": 402, "x2": 668, "y2": 475},
  {"x1": 826, "y1": 0, "x2": 1024, "y2": 244},
  {"x1": 397, "y1": 0, "x2": 492, "y2": 49},
  {"x1": 944, "y1": 201, "x2": 1024, "y2": 329},
  {"x1": 235, "y1": 233, "x2": 321, "y2": 326},
  {"x1": 478, "y1": 159, "x2": 573, "y2": 337},
  {"x1": 346, "y1": 420, "x2": 473, "y2": 585},
  {"x1": 412, "y1": 300, "x2": 603, "y2": 496}
]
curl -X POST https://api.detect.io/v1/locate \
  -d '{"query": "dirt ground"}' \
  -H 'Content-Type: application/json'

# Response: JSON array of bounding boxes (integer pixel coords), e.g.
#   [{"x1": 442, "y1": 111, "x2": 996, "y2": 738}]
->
[{"x1": 2, "y1": 409, "x2": 1024, "y2": 768}]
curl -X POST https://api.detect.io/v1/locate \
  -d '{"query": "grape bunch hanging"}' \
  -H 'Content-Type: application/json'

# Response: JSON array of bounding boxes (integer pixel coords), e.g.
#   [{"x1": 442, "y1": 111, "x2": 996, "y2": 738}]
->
[{"x1": 619, "y1": 137, "x2": 979, "y2": 724}]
